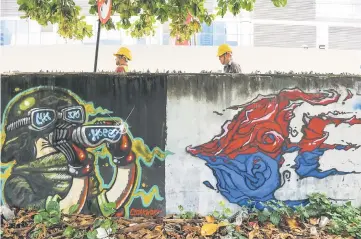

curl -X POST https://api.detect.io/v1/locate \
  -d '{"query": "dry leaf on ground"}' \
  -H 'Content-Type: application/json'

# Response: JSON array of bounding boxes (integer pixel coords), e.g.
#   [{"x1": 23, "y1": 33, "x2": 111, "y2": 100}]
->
[
  {"x1": 201, "y1": 223, "x2": 219, "y2": 236},
  {"x1": 309, "y1": 218, "x2": 319, "y2": 225},
  {"x1": 205, "y1": 215, "x2": 215, "y2": 223},
  {"x1": 285, "y1": 217, "x2": 303, "y2": 235}
]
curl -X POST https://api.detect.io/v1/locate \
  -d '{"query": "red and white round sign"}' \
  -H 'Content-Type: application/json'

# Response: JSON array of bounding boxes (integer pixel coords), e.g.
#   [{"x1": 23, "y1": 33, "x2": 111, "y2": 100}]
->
[{"x1": 97, "y1": 0, "x2": 112, "y2": 24}]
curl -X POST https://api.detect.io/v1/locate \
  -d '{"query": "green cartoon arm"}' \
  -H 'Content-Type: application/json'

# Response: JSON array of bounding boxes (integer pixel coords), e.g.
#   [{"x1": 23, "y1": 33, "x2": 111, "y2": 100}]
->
[{"x1": 4, "y1": 176, "x2": 47, "y2": 210}]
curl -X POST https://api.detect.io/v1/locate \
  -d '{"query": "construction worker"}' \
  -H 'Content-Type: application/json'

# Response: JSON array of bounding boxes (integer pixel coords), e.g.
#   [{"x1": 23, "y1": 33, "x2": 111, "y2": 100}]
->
[
  {"x1": 114, "y1": 47, "x2": 132, "y2": 73},
  {"x1": 217, "y1": 44, "x2": 242, "y2": 73}
]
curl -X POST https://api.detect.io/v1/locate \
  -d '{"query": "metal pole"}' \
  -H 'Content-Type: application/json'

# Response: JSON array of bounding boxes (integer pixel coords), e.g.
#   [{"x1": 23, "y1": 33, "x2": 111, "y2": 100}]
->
[{"x1": 94, "y1": 19, "x2": 101, "y2": 72}]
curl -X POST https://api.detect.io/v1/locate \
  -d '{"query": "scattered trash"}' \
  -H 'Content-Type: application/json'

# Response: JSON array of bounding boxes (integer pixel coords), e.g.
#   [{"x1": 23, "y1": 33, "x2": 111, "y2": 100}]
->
[
  {"x1": 96, "y1": 227, "x2": 113, "y2": 239},
  {"x1": 319, "y1": 216, "x2": 330, "y2": 228},
  {"x1": 310, "y1": 226, "x2": 318, "y2": 236},
  {"x1": 0, "y1": 205, "x2": 15, "y2": 220},
  {"x1": 229, "y1": 208, "x2": 248, "y2": 226}
]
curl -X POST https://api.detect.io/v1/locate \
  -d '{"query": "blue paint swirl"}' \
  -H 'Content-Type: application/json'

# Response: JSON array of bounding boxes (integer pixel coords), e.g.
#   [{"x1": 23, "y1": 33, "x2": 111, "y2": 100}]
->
[{"x1": 196, "y1": 152, "x2": 280, "y2": 206}]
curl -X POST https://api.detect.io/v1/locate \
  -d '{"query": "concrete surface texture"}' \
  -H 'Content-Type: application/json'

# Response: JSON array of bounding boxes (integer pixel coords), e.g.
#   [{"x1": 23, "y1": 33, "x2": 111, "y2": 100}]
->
[
  {"x1": 166, "y1": 74, "x2": 361, "y2": 214},
  {"x1": 1, "y1": 73, "x2": 361, "y2": 217},
  {"x1": 1, "y1": 45, "x2": 361, "y2": 74}
]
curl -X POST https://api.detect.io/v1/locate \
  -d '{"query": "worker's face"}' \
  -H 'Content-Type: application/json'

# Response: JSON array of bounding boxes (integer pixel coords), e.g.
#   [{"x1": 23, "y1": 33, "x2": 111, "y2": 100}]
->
[
  {"x1": 219, "y1": 52, "x2": 231, "y2": 65},
  {"x1": 115, "y1": 56, "x2": 120, "y2": 66},
  {"x1": 115, "y1": 56, "x2": 127, "y2": 66}
]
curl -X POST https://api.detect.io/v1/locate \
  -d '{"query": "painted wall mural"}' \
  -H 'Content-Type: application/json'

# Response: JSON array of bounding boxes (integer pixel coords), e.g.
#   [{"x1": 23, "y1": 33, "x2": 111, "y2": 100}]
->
[
  {"x1": 186, "y1": 88, "x2": 361, "y2": 207},
  {"x1": 1, "y1": 86, "x2": 169, "y2": 217}
]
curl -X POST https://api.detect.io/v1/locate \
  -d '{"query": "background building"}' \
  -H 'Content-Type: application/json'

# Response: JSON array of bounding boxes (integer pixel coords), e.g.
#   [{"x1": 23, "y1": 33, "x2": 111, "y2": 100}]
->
[
  {"x1": 1, "y1": 0, "x2": 361, "y2": 50},
  {"x1": 1, "y1": 0, "x2": 360, "y2": 50}
]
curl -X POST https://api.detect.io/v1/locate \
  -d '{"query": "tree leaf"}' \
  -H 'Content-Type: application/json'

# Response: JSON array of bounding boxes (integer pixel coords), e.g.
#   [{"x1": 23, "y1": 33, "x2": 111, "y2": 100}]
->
[
  {"x1": 101, "y1": 219, "x2": 113, "y2": 230},
  {"x1": 224, "y1": 207, "x2": 232, "y2": 216},
  {"x1": 69, "y1": 204, "x2": 79, "y2": 215},
  {"x1": 39, "y1": 211, "x2": 49, "y2": 220},
  {"x1": 49, "y1": 210, "x2": 60, "y2": 217},
  {"x1": 213, "y1": 210, "x2": 220, "y2": 218},
  {"x1": 15, "y1": 0, "x2": 288, "y2": 40},
  {"x1": 178, "y1": 205, "x2": 184, "y2": 212},
  {"x1": 270, "y1": 212, "x2": 281, "y2": 225},
  {"x1": 34, "y1": 214, "x2": 43, "y2": 224},
  {"x1": 63, "y1": 226, "x2": 74, "y2": 238},
  {"x1": 93, "y1": 218, "x2": 103, "y2": 228},
  {"x1": 87, "y1": 230, "x2": 98, "y2": 239},
  {"x1": 49, "y1": 216, "x2": 60, "y2": 225},
  {"x1": 46, "y1": 201, "x2": 60, "y2": 213}
]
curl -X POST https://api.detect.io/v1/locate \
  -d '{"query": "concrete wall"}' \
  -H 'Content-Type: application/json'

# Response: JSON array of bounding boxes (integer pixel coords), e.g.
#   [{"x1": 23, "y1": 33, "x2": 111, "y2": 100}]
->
[
  {"x1": 166, "y1": 74, "x2": 361, "y2": 214},
  {"x1": 0, "y1": 74, "x2": 168, "y2": 217},
  {"x1": 1, "y1": 73, "x2": 361, "y2": 217},
  {"x1": 1, "y1": 45, "x2": 361, "y2": 74}
]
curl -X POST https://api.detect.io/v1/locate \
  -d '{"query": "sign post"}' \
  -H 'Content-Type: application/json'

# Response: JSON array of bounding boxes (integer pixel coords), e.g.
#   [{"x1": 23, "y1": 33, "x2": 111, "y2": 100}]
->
[{"x1": 94, "y1": 0, "x2": 112, "y2": 72}]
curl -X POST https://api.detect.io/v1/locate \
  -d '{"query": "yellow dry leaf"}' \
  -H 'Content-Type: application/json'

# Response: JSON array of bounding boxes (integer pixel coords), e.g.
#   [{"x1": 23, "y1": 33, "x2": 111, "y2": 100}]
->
[
  {"x1": 79, "y1": 219, "x2": 91, "y2": 226},
  {"x1": 309, "y1": 218, "x2": 319, "y2": 225},
  {"x1": 262, "y1": 222, "x2": 277, "y2": 238},
  {"x1": 154, "y1": 225, "x2": 163, "y2": 232},
  {"x1": 262, "y1": 229, "x2": 273, "y2": 238},
  {"x1": 248, "y1": 229, "x2": 261, "y2": 239},
  {"x1": 201, "y1": 223, "x2": 219, "y2": 236},
  {"x1": 183, "y1": 225, "x2": 201, "y2": 234},
  {"x1": 205, "y1": 215, "x2": 215, "y2": 223},
  {"x1": 264, "y1": 222, "x2": 277, "y2": 230},
  {"x1": 286, "y1": 217, "x2": 301, "y2": 231},
  {"x1": 279, "y1": 232, "x2": 295, "y2": 239}
]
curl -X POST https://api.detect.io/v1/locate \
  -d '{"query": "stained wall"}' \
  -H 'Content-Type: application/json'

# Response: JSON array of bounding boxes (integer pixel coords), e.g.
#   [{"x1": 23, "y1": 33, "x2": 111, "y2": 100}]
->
[{"x1": 1, "y1": 73, "x2": 361, "y2": 216}]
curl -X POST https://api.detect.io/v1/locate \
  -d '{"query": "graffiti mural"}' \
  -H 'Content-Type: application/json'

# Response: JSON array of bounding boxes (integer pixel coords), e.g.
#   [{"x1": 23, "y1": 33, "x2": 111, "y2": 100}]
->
[
  {"x1": 186, "y1": 88, "x2": 361, "y2": 207},
  {"x1": 1, "y1": 86, "x2": 169, "y2": 217}
]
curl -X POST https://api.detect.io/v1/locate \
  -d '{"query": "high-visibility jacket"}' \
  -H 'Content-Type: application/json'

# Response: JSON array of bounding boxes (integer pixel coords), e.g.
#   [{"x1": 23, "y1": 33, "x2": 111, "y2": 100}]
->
[{"x1": 116, "y1": 64, "x2": 129, "y2": 73}]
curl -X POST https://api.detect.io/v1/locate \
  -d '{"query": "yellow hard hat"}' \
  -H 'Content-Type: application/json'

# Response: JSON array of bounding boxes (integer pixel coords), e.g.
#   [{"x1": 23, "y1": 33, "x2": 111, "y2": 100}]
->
[
  {"x1": 114, "y1": 47, "x2": 132, "y2": 61},
  {"x1": 217, "y1": 44, "x2": 232, "y2": 57}
]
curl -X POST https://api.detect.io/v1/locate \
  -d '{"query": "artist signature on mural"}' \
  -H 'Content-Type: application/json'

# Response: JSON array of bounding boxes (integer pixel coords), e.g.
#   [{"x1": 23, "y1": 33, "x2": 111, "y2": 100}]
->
[{"x1": 130, "y1": 208, "x2": 162, "y2": 217}]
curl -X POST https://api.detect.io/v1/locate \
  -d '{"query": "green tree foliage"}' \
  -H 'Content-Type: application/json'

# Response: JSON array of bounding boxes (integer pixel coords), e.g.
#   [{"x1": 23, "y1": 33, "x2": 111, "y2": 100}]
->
[{"x1": 17, "y1": 0, "x2": 287, "y2": 41}]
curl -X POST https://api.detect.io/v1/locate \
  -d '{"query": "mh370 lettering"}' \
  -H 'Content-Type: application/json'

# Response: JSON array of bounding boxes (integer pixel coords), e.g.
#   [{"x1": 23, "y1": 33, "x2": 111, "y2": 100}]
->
[
  {"x1": 33, "y1": 110, "x2": 55, "y2": 128},
  {"x1": 85, "y1": 126, "x2": 123, "y2": 144},
  {"x1": 66, "y1": 109, "x2": 81, "y2": 120}
]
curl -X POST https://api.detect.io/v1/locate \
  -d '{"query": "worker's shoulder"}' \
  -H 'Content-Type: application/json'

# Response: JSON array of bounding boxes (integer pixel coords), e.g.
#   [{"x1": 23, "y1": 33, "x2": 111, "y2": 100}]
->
[
  {"x1": 230, "y1": 61, "x2": 242, "y2": 72},
  {"x1": 231, "y1": 61, "x2": 241, "y2": 67}
]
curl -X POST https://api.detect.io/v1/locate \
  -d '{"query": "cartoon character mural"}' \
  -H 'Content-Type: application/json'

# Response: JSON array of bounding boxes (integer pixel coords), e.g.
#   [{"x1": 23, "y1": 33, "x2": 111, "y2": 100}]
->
[
  {"x1": 0, "y1": 86, "x2": 169, "y2": 217},
  {"x1": 186, "y1": 88, "x2": 361, "y2": 207}
]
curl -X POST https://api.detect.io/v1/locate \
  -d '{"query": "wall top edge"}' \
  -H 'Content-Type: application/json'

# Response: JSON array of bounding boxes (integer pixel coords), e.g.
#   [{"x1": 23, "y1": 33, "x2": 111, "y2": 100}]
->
[{"x1": 1, "y1": 72, "x2": 361, "y2": 78}]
